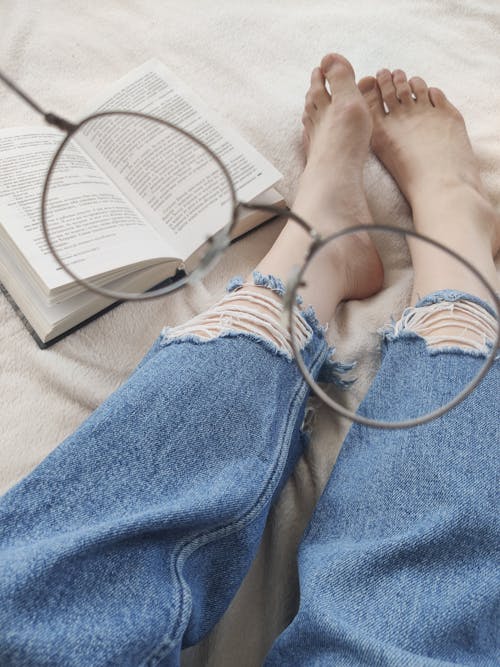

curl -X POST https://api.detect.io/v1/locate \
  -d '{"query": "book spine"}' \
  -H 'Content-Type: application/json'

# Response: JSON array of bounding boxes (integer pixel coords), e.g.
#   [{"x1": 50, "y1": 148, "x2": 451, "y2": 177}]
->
[{"x1": 0, "y1": 280, "x2": 47, "y2": 349}]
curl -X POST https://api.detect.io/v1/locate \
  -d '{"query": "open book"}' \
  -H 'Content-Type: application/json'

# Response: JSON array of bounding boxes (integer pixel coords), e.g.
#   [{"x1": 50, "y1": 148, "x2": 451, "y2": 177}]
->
[{"x1": 0, "y1": 59, "x2": 285, "y2": 348}]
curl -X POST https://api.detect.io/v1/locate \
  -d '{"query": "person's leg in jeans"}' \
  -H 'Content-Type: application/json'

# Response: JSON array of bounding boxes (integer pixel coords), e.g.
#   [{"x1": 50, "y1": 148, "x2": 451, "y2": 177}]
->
[
  {"x1": 264, "y1": 56, "x2": 500, "y2": 665},
  {"x1": 0, "y1": 55, "x2": 384, "y2": 667}
]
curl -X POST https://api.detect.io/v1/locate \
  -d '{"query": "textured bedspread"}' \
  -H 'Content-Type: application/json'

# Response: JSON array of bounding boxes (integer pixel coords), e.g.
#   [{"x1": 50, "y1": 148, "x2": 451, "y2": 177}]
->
[{"x1": 1, "y1": 2, "x2": 499, "y2": 665}]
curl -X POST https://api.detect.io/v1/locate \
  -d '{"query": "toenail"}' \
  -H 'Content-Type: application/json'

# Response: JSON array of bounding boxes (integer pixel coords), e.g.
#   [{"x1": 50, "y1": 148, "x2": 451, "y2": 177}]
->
[{"x1": 376, "y1": 69, "x2": 387, "y2": 77}]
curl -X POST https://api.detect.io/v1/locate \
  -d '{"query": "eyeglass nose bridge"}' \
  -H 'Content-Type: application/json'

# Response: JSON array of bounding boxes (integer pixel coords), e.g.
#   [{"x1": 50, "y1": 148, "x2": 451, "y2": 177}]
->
[
  {"x1": 193, "y1": 228, "x2": 233, "y2": 280},
  {"x1": 44, "y1": 113, "x2": 78, "y2": 133}
]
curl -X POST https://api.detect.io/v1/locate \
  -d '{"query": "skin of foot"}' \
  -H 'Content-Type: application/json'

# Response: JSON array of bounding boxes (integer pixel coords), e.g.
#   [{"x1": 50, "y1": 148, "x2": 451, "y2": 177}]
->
[
  {"x1": 358, "y1": 68, "x2": 500, "y2": 306},
  {"x1": 253, "y1": 53, "x2": 384, "y2": 326}
]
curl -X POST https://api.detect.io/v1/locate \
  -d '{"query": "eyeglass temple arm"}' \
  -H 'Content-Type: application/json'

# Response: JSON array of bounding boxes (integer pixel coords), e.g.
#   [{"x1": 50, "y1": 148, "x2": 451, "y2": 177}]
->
[{"x1": 0, "y1": 68, "x2": 77, "y2": 132}]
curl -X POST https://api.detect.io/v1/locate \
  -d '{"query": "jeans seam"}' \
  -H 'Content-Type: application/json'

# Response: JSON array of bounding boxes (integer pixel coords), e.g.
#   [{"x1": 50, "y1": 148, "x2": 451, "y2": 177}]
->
[{"x1": 139, "y1": 340, "x2": 329, "y2": 666}]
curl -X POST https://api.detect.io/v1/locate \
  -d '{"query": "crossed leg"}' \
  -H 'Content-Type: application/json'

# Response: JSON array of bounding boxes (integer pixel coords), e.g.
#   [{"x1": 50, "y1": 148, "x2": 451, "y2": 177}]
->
[
  {"x1": 156, "y1": 51, "x2": 500, "y2": 665},
  {"x1": 0, "y1": 52, "x2": 498, "y2": 667}
]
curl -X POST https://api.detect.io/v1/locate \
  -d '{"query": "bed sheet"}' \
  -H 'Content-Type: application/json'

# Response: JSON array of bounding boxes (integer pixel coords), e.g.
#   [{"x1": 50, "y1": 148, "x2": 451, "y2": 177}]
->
[{"x1": 1, "y1": 2, "x2": 499, "y2": 665}]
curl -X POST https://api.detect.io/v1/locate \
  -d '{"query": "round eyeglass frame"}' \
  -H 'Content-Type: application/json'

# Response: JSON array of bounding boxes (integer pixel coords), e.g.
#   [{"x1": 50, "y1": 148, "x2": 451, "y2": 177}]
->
[
  {"x1": 40, "y1": 114, "x2": 500, "y2": 430},
  {"x1": 40, "y1": 110, "x2": 240, "y2": 301}
]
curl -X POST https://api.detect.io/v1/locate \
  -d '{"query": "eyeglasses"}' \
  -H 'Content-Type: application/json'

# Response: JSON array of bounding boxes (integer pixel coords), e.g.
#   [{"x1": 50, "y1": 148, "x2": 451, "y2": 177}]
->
[{"x1": 1, "y1": 68, "x2": 498, "y2": 429}]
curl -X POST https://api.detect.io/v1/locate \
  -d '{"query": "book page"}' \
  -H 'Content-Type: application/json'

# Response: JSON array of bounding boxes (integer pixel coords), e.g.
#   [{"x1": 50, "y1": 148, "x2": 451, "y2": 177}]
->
[
  {"x1": 76, "y1": 59, "x2": 283, "y2": 260},
  {"x1": 0, "y1": 128, "x2": 172, "y2": 290}
]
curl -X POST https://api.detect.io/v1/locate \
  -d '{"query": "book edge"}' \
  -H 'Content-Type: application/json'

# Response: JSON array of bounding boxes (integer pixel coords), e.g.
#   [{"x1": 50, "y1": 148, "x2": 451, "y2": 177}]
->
[{"x1": 0, "y1": 271, "x2": 184, "y2": 349}]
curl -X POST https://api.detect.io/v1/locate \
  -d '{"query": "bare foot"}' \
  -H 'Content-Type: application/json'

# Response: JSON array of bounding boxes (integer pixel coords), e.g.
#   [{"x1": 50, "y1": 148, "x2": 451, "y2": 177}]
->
[
  {"x1": 293, "y1": 53, "x2": 384, "y2": 303},
  {"x1": 252, "y1": 54, "x2": 384, "y2": 325},
  {"x1": 358, "y1": 69, "x2": 500, "y2": 302}
]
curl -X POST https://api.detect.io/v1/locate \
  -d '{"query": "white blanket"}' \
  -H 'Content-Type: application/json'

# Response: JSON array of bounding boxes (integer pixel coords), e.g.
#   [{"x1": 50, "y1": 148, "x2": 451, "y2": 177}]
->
[{"x1": 1, "y1": 2, "x2": 499, "y2": 665}]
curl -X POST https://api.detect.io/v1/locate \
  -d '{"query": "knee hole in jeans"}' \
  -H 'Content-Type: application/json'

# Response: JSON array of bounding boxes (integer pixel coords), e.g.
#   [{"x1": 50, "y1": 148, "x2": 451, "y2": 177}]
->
[
  {"x1": 162, "y1": 283, "x2": 314, "y2": 357},
  {"x1": 393, "y1": 299, "x2": 497, "y2": 353}
]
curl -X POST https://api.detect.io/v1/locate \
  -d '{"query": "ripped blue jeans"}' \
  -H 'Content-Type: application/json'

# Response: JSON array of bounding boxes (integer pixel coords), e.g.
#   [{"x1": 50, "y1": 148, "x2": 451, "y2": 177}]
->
[{"x1": 0, "y1": 271, "x2": 498, "y2": 666}]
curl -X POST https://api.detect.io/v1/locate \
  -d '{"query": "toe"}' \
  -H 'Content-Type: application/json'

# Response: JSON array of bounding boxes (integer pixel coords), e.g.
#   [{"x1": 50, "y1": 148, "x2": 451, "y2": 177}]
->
[
  {"x1": 320, "y1": 52, "x2": 357, "y2": 97},
  {"x1": 428, "y1": 86, "x2": 448, "y2": 109},
  {"x1": 301, "y1": 113, "x2": 312, "y2": 159},
  {"x1": 428, "y1": 86, "x2": 464, "y2": 121},
  {"x1": 392, "y1": 69, "x2": 414, "y2": 107},
  {"x1": 309, "y1": 67, "x2": 330, "y2": 109},
  {"x1": 302, "y1": 110, "x2": 313, "y2": 134},
  {"x1": 358, "y1": 76, "x2": 385, "y2": 120},
  {"x1": 376, "y1": 68, "x2": 399, "y2": 112},
  {"x1": 302, "y1": 127, "x2": 310, "y2": 156},
  {"x1": 408, "y1": 76, "x2": 431, "y2": 106},
  {"x1": 304, "y1": 90, "x2": 318, "y2": 117}
]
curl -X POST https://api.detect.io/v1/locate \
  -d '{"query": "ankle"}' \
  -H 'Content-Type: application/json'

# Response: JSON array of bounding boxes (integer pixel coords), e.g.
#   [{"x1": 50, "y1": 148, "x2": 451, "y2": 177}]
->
[
  {"x1": 410, "y1": 180, "x2": 499, "y2": 251},
  {"x1": 408, "y1": 175, "x2": 475, "y2": 207},
  {"x1": 408, "y1": 173, "x2": 495, "y2": 210},
  {"x1": 298, "y1": 163, "x2": 365, "y2": 205}
]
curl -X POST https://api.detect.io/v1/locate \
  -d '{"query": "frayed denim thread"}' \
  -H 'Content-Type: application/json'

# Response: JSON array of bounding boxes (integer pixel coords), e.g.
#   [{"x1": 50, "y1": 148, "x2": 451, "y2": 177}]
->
[
  {"x1": 414, "y1": 288, "x2": 499, "y2": 319},
  {"x1": 380, "y1": 289, "x2": 500, "y2": 361},
  {"x1": 160, "y1": 270, "x2": 357, "y2": 390},
  {"x1": 160, "y1": 328, "x2": 299, "y2": 363},
  {"x1": 379, "y1": 322, "x2": 497, "y2": 359},
  {"x1": 231, "y1": 271, "x2": 357, "y2": 389},
  {"x1": 226, "y1": 270, "x2": 305, "y2": 306}
]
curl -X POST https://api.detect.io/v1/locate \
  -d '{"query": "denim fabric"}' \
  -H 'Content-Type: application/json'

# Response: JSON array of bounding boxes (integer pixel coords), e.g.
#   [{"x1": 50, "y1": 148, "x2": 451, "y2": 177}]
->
[
  {"x1": 0, "y1": 272, "x2": 334, "y2": 666},
  {"x1": 0, "y1": 275, "x2": 498, "y2": 666},
  {"x1": 264, "y1": 290, "x2": 500, "y2": 667}
]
